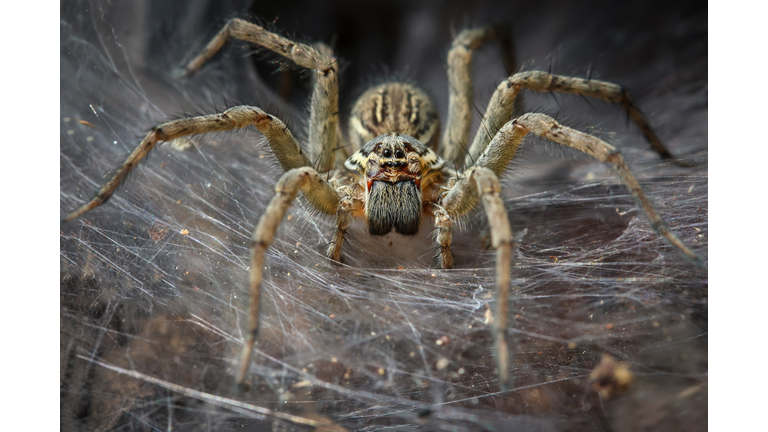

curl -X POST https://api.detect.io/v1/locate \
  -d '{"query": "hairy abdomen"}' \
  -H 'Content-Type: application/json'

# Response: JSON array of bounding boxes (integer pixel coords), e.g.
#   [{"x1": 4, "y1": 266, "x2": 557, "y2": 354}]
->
[{"x1": 349, "y1": 82, "x2": 440, "y2": 151}]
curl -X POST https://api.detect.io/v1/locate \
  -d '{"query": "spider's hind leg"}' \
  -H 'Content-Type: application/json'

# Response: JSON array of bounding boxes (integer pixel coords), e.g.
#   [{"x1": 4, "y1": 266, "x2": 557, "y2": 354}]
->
[
  {"x1": 442, "y1": 24, "x2": 513, "y2": 164},
  {"x1": 180, "y1": 18, "x2": 342, "y2": 173},
  {"x1": 466, "y1": 70, "x2": 690, "y2": 168}
]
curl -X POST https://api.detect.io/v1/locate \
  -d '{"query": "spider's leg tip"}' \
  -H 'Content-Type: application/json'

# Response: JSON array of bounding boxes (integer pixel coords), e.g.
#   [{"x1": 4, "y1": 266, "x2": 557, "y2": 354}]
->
[
  {"x1": 235, "y1": 381, "x2": 250, "y2": 395},
  {"x1": 170, "y1": 67, "x2": 190, "y2": 81},
  {"x1": 64, "y1": 200, "x2": 101, "y2": 222},
  {"x1": 689, "y1": 254, "x2": 705, "y2": 267},
  {"x1": 498, "y1": 378, "x2": 511, "y2": 393},
  {"x1": 63, "y1": 208, "x2": 84, "y2": 222}
]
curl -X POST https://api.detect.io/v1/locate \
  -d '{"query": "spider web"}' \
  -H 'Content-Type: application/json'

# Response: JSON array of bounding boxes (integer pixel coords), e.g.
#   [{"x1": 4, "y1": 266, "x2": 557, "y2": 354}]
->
[{"x1": 60, "y1": 1, "x2": 707, "y2": 431}]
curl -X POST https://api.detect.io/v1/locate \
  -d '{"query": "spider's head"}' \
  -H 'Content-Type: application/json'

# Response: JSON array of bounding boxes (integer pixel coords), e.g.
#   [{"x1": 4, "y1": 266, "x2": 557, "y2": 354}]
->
[{"x1": 345, "y1": 134, "x2": 443, "y2": 236}]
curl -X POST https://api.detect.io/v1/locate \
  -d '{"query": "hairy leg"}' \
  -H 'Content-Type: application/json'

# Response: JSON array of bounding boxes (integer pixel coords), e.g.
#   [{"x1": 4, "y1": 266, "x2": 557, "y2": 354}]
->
[
  {"x1": 427, "y1": 203, "x2": 454, "y2": 269},
  {"x1": 238, "y1": 167, "x2": 340, "y2": 390},
  {"x1": 180, "y1": 18, "x2": 341, "y2": 172},
  {"x1": 465, "y1": 70, "x2": 685, "y2": 168},
  {"x1": 442, "y1": 25, "x2": 513, "y2": 164},
  {"x1": 326, "y1": 196, "x2": 356, "y2": 262},
  {"x1": 477, "y1": 112, "x2": 702, "y2": 264},
  {"x1": 64, "y1": 106, "x2": 331, "y2": 221},
  {"x1": 442, "y1": 167, "x2": 514, "y2": 390}
]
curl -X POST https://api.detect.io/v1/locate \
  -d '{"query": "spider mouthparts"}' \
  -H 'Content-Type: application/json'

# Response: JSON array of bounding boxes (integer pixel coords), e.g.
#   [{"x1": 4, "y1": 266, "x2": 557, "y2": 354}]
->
[
  {"x1": 366, "y1": 180, "x2": 422, "y2": 236},
  {"x1": 366, "y1": 171, "x2": 420, "y2": 191}
]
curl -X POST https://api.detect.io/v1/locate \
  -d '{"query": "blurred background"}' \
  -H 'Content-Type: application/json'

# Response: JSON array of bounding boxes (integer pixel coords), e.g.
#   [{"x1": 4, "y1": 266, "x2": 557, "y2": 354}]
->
[{"x1": 60, "y1": 0, "x2": 707, "y2": 430}]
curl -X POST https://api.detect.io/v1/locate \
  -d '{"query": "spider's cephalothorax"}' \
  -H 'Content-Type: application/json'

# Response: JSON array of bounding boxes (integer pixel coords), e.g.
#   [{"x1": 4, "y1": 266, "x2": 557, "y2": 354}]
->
[{"x1": 65, "y1": 18, "x2": 702, "y2": 392}]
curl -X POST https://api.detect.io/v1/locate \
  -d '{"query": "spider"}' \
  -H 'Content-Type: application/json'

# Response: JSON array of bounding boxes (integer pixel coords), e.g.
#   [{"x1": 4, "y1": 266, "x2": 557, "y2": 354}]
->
[{"x1": 65, "y1": 18, "x2": 701, "y2": 392}]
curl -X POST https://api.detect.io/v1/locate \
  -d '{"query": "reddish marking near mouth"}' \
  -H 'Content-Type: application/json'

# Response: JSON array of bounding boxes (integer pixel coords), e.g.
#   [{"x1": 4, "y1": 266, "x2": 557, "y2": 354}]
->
[
  {"x1": 366, "y1": 174, "x2": 421, "y2": 191},
  {"x1": 365, "y1": 158, "x2": 423, "y2": 192}
]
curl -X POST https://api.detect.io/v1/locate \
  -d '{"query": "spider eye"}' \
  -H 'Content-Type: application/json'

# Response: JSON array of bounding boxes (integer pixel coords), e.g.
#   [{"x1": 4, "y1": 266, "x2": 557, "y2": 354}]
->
[
  {"x1": 382, "y1": 148, "x2": 392, "y2": 157},
  {"x1": 395, "y1": 150, "x2": 405, "y2": 158}
]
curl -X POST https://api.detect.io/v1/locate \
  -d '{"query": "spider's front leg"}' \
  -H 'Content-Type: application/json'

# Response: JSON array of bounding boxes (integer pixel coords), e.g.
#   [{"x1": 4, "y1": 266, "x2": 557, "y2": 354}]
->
[
  {"x1": 473, "y1": 112, "x2": 702, "y2": 265},
  {"x1": 238, "y1": 167, "x2": 340, "y2": 390},
  {"x1": 441, "y1": 167, "x2": 514, "y2": 391}
]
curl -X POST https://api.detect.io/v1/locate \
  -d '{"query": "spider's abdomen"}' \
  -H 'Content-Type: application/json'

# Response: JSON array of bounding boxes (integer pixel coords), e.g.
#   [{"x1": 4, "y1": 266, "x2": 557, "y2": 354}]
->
[{"x1": 349, "y1": 82, "x2": 440, "y2": 151}]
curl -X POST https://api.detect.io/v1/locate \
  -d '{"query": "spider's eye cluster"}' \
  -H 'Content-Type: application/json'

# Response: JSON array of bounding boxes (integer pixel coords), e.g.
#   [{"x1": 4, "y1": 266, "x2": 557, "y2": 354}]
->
[
  {"x1": 381, "y1": 148, "x2": 406, "y2": 159},
  {"x1": 345, "y1": 133, "x2": 443, "y2": 175}
]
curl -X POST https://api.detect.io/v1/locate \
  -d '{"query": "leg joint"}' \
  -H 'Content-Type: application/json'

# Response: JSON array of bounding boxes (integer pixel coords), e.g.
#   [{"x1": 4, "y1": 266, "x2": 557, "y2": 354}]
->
[
  {"x1": 650, "y1": 220, "x2": 667, "y2": 232},
  {"x1": 250, "y1": 239, "x2": 269, "y2": 250},
  {"x1": 151, "y1": 126, "x2": 167, "y2": 140},
  {"x1": 508, "y1": 70, "x2": 551, "y2": 91},
  {"x1": 604, "y1": 148, "x2": 623, "y2": 164}
]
